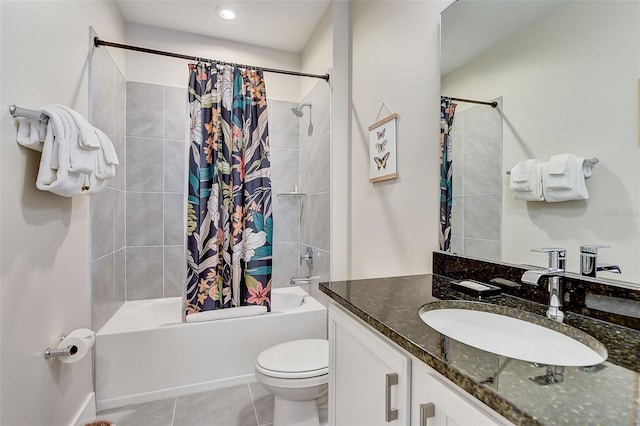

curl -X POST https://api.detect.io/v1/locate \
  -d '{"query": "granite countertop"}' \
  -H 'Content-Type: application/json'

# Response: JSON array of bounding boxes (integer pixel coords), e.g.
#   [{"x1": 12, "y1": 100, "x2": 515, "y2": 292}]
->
[{"x1": 320, "y1": 274, "x2": 640, "y2": 426}]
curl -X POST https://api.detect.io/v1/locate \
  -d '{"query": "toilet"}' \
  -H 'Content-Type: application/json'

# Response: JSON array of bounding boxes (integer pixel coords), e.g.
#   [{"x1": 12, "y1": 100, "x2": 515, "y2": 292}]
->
[{"x1": 254, "y1": 339, "x2": 328, "y2": 426}]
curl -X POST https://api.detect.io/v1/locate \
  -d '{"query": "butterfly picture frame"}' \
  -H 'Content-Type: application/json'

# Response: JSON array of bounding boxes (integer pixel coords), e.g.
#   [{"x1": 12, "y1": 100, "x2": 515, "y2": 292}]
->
[{"x1": 368, "y1": 112, "x2": 398, "y2": 182}]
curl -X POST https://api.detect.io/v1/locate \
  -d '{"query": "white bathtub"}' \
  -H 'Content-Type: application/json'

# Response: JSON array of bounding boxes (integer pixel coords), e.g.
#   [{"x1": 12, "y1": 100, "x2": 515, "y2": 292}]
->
[{"x1": 95, "y1": 287, "x2": 327, "y2": 410}]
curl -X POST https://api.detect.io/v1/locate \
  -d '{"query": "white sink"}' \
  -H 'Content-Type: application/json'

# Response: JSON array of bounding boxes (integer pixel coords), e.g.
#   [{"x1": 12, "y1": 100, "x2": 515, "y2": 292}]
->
[{"x1": 419, "y1": 302, "x2": 607, "y2": 366}]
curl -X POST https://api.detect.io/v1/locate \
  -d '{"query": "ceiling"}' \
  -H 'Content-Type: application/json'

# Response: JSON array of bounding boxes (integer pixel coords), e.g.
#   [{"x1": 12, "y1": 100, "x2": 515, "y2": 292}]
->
[
  {"x1": 440, "y1": 0, "x2": 571, "y2": 75},
  {"x1": 116, "y1": 0, "x2": 331, "y2": 53}
]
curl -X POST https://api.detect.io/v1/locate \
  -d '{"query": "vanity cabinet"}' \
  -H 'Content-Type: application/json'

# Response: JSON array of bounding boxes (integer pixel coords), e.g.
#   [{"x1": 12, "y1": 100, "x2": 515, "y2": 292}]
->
[
  {"x1": 328, "y1": 302, "x2": 510, "y2": 426},
  {"x1": 328, "y1": 302, "x2": 411, "y2": 425},
  {"x1": 411, "y1": 360, "x2": 506, "y2": 426}
]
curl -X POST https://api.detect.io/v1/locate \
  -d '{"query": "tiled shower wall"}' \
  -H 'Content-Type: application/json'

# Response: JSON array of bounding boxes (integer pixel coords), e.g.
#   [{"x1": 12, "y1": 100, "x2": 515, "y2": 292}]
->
[
  {"x1": 91, "y1": 71, "x2": 331, "y2": 328},
  {"x1": 299, "y1": 80, "x2": 331, "y2": 300},
  {"x1": 450, "y1": 98, "x2": 503, "y2": 261},
  {"x1": 265, "y1": 79, "x2": 331, "y2": 297},
  {"x1": 89, "y1": 44, "x2": 126, "y2": 331},
  {"x1": 124, "y1": 81, "x2": 187, "y2": 301},
  {"x1": 268, "y1": 99, "x2": 302, "y2": 286}
]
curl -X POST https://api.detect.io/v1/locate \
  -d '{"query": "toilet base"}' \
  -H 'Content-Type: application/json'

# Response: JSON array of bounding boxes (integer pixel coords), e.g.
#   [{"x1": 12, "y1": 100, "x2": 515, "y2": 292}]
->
[{"x1": 273, "y1": 396, "x2": 319, "y2": 426}]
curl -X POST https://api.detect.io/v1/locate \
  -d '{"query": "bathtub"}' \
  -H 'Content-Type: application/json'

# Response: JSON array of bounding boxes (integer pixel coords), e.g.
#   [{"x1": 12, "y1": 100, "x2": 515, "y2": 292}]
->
[{"x1": 95, "y1": 287, "x2": 327, "y2": 410}]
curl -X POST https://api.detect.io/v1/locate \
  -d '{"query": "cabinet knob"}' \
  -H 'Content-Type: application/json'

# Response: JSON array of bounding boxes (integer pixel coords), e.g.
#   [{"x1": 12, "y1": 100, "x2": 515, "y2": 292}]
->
[
  {"x1": 420, "y1": 402, "x2": 436, "y2": 426},
  {"x1": 385, "y1": 373, "x2": 399, "y2": 422}
]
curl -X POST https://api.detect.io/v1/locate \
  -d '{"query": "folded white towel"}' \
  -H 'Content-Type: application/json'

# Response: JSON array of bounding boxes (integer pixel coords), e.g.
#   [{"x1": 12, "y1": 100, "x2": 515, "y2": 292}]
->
[
  {"x1": 57, "y1": 105, "x2": 101, "y2": 150},
  {"x1": 16, "y1": 118, "x2": 46, "y2": 152},
  {"x1": 94, "y1": 128, "x2": 119, "y2": 180},
  {"x1": 542, "y1": 154, "x2": 589, "y2": 202},
  {"x1": 16, "y1": 105, "x2": 119, "y2": 197},
  {"x1": 509, "y1": 159, "x2": 544, "y2": 201},
  {"x1": 42, "y1": 106, "x2": 96, "y2": 175},
  {"x1": 35, "y1": 116, "x2": 86, "y2": 197},
  {"x1": 545, "y1": 153, "x2": 573, "y2": 190}
]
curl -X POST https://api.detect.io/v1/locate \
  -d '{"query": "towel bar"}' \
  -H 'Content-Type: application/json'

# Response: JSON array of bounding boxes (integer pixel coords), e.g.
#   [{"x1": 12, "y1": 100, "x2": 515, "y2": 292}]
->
[
  {"x1": 506, "y1": 157, "x2": 599, "y2": 175},
  {"x1": 9, "y1": 104, "x2": 49, "y2": 124}
]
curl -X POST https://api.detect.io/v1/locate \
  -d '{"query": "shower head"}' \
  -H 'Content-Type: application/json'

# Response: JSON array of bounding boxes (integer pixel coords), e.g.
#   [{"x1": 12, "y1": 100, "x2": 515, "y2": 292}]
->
[
  {"x1": 291, "y1": 103, "x2": 312, "y2": 117},
  {"x1": 291, "y1": 103, "x2": 314, "y2": 136}
]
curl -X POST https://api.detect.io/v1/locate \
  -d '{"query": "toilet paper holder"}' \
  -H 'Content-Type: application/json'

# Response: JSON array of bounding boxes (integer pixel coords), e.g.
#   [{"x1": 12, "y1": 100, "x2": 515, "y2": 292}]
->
[{"x1": 43, "y1": 334, "x2": 77, "y2": 360}]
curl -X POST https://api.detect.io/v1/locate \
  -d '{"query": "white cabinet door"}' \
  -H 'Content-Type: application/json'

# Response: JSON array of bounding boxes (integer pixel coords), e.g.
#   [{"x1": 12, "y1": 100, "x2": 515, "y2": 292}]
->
[
  {"x1": 329, "y1": 303, "x2": 411, "y2": 426},
  {"x1": 411, "y1": 360, "x2": 508, "y2": 426}
]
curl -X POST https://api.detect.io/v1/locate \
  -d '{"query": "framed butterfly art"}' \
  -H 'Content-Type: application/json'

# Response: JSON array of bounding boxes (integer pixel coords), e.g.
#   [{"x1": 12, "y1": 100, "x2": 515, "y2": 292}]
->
[{"x1": 368, "y1": 112, "x2": 398, "y2": 182}]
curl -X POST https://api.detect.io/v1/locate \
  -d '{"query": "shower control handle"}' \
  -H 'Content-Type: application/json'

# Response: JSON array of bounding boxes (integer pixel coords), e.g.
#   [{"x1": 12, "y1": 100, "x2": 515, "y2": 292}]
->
[{"x1": 300, "y1": 246, "x2": 313, "y2": 270}]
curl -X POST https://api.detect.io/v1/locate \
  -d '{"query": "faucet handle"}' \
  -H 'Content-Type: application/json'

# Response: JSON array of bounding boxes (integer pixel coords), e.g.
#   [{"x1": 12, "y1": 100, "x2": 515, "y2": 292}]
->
[
  {"x1": 531, "y1": 247, "x2": 566, "y2": 255},
  {"x1": 531, "y1": 248, "x2": 566, "y2": 269},
  {"x1": 580, "y1": 244, "x2": 610, "y2": 254}
]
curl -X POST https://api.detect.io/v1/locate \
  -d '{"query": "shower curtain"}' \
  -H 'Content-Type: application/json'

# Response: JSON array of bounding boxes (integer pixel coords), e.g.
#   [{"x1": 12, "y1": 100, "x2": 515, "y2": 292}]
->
[
  {"x1": 186, "y1": 63, "x2": 273, "y2": 315},
  {"x1": 439, "y1": 97, "x2": 456, "y2": 251}
]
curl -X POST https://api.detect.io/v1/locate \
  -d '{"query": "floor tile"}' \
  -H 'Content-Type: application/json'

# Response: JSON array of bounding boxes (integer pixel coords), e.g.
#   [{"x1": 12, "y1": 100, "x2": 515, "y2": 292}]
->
[
  {"x1": 96, "y1": 398, "x2": 175, "y2": 426},
  {"x1": 249, "y1": 382, "x2": 275, "y2": 426},
  {"x1": 173, "y1": 384, "x2": 257, "y2": 426}
]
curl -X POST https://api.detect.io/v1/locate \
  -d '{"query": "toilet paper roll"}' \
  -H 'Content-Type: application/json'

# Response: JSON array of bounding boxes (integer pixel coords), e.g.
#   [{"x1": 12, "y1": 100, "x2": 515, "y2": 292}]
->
[{"x1": 57, "y1": 328, "x2": 95, "y2": 364}]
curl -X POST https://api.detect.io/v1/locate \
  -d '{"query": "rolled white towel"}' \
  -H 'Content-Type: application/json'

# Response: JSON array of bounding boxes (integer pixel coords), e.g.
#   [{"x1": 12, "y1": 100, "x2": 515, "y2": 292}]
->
[
  {"x1": 509, "y1": 159, "x2": 544, "y2": 201},
  {"x1": 542, "y1": 154, "x2": 589, "y2": 202}
]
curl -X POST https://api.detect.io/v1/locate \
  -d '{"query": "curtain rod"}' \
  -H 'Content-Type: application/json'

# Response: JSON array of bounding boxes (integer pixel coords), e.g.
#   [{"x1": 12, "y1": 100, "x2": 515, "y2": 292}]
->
[
  {"x1": 442, "y1": 96, "x2": 498, "y2": 108},
  {"x1": 94, "y1": 37, "x2": 330, "y2": 82}
]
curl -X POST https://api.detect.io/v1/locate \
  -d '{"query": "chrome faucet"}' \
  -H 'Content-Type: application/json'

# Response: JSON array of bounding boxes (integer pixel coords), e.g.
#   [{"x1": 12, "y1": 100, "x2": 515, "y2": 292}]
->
[
  {"x1": 290, "y1": 276, "x2": 312, "y2": 286},
  {"x1": 580, "y1": 245, "x2": 621, "y2": 277},
  {"x1": 521, "y1": 248, "x2": 566, "y2": 323}
]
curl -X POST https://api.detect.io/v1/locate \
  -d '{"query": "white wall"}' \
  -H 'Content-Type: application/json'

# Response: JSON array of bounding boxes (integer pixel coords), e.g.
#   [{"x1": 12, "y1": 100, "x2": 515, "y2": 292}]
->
[
  {"x1": 442, "y1": 1, "x2": 640, "y2": 281},
  {"x1": 349, "y1": 0, "x2": 450, "y2": 279},
  {"x1": 300, "y1": 3, "x2": 333, "y2": 100},
  {"x1": 0, "y1": 2, "x2": 125, "y2": 424},
  {"x1": 125, "y1": 23, "x2": 301, "y2": 101}
]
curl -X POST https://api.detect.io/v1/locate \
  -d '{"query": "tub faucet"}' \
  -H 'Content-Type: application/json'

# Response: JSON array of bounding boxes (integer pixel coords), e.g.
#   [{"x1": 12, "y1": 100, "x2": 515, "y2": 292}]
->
[
  {"x1": 580, "y1": 245, "x2": 621, "y2": 277},
  {"x1": 521, "y1": 248, "x2": 566, "y2": 323},
  {"x1": 290, "y1": 276, "x2": 312, "y2": 286}
]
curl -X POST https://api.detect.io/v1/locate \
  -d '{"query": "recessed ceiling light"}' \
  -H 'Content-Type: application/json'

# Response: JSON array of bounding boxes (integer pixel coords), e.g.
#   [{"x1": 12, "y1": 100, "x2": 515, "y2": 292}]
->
[{"x1": 216, "y1": 5, "x2": 238, "y2": 20}]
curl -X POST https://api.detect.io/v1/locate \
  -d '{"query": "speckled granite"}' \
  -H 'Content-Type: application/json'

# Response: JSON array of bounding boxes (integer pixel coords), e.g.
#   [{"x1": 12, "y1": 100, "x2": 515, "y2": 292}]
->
[{"x1": 320, "y1": 274, "x2": 640, "y2": 426}]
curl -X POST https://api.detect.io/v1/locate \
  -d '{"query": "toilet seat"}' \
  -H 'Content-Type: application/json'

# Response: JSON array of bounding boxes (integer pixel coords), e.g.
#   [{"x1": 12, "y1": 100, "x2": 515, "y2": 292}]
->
[{"x1": 256, "y1": 339, "x2": 328, "y2": 379}]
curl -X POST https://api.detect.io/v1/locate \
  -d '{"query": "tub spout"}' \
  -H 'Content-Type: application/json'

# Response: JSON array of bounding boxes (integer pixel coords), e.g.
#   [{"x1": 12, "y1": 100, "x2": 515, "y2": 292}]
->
[{"x1": 290, "y1": 276, "x2": 312, "y2": 286}]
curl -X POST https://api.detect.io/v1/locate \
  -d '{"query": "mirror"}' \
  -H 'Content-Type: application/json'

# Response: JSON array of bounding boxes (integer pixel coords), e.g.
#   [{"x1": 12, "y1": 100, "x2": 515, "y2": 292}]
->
[{"x1": 440, "y1": 0, "x2": 640, "y2": 286}]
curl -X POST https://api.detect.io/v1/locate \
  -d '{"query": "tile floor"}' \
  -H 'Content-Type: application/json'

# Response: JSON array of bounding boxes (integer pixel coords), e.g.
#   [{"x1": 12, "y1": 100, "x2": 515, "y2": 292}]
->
[{"x1": 95, "y1": 382, "x2": 274, "y2": 426}]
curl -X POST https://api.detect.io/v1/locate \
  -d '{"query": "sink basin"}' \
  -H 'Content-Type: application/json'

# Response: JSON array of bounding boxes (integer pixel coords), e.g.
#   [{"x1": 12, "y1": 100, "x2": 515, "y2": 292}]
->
[{"x1": 419, "y1": 301, "x2": 607, "y2": 366}]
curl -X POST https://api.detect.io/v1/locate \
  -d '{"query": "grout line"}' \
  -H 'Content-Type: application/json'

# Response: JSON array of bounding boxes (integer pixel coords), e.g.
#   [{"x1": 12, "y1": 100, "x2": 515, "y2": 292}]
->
[
  {"x1": 247, "y1": 383, "x2": 260, "y2": 426},
  {"x1": 125, "y1": 190, "x2": 173, "y2": 194},
  {"x1": 170, "y1": 396, "x2": 177, "y2": 426},
  {"x1": 162, "y1": 86, "x2": 167, "y2": 299},
  {"x1": 125, "y1": 135, "x2": 165, "y2": 141},
  {"x1": 124, "y1": 80, "x2": 128, "y2": 303}
]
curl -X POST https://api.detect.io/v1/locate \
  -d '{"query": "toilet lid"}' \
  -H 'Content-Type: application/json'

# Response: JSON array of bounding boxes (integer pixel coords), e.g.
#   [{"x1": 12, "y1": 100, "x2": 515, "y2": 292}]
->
[{"x1": 256, "y1": 339, "x2": 328, "y2": 379}]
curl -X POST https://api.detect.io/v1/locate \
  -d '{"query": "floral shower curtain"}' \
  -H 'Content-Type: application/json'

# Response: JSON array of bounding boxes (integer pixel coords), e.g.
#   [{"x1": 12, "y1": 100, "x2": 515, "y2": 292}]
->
[
  {"x1": 439, "y1": 97, "x2": 456, "y2": 251},
  {"x1": 185, "y1": 63, "x2": 273, "y2": 315}
]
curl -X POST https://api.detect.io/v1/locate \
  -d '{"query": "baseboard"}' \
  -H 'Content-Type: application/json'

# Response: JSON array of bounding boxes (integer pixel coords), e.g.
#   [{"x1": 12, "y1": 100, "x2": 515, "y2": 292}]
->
[
  {"x1": 96, "y1": 374, "x2": 255, "y2": 411},
  {"x1": 72, "y1": 392, "x2": 96, "y2": 426}
]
